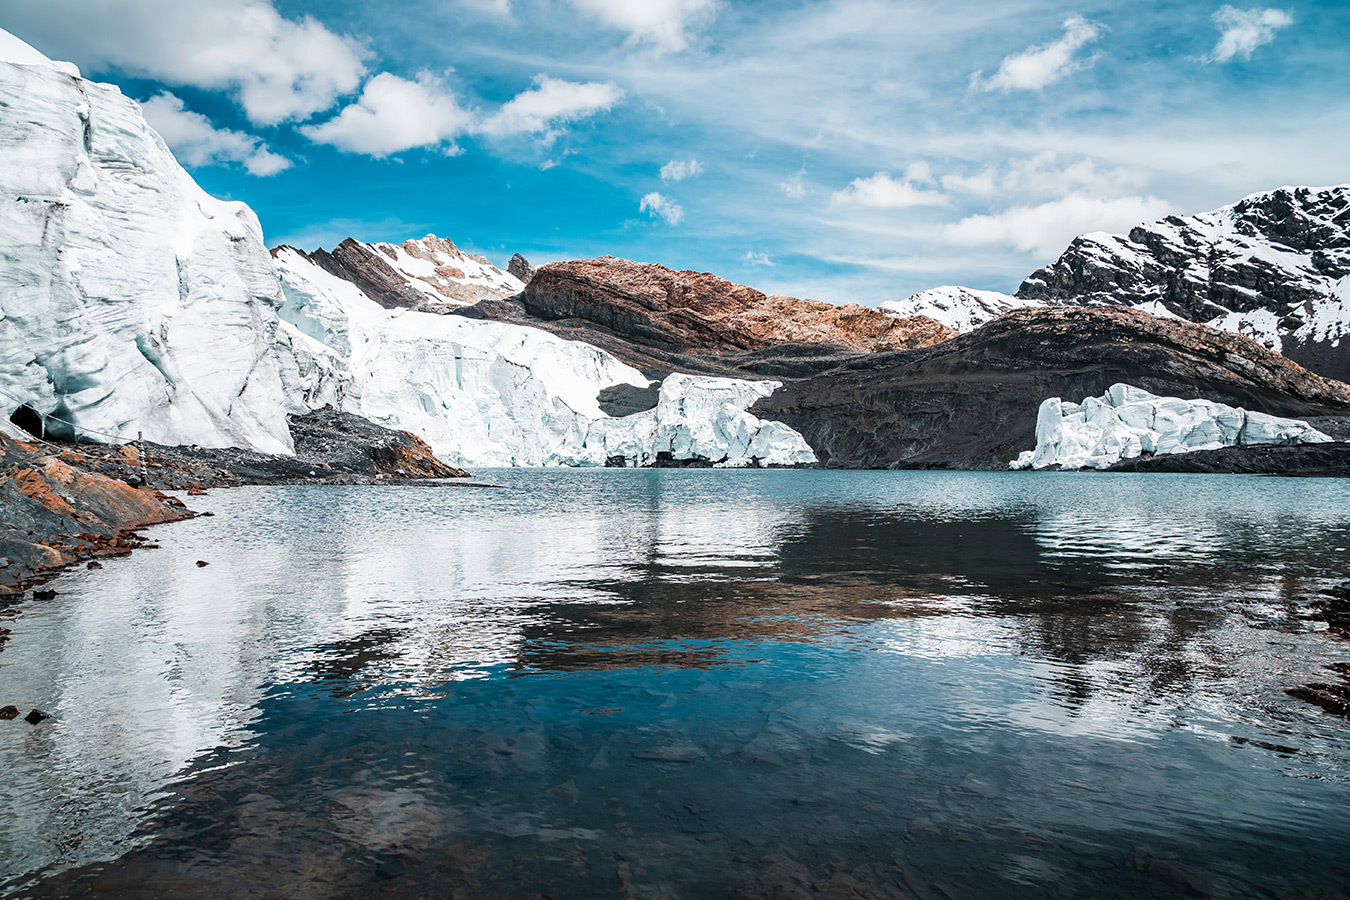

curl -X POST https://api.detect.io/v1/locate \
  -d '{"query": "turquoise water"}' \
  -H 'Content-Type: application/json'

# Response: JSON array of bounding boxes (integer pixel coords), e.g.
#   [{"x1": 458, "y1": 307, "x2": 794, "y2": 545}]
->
[{"x1": 1, "y1": 470, "x2": 1349, "y2": 898}]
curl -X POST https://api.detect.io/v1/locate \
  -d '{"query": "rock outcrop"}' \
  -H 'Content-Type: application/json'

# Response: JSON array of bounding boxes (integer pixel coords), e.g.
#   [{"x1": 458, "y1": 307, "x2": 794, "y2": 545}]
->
[
  {"x1": 507, "y1": 253, "x2": 536, "y2": 283},
  {"x1": 0, "y1": 433, "x2": 189, "y2": 590},
  {"x1": 304, "y1": 235, "x2": 524, "y2": 312},
  {"x1": 1009, "y1": 383, "x2": 1333, "y2": 471},
  {"x1": 1016, "y1": 185, "x2": 1350, "y2": 381},
  {"x1": 752, "y1": 306, "x2": 1350, "y2": 470},
  {"x1": 0, "y1": 31, "x2": 295, "y2": 454},
  {"x1": 517, "y1": 256, "x2": 956, "y2": 355}
]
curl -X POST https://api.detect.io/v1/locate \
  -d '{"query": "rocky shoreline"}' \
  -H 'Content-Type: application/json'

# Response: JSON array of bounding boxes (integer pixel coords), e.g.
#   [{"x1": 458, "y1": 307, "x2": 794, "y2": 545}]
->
[{"x1": 0, "y1": 408, "x2": 472, "y2": 597}]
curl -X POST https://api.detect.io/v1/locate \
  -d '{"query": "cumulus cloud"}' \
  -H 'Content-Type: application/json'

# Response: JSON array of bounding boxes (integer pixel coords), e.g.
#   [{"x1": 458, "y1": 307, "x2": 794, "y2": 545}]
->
[
  {"x1": 480, "y1": 75, "x2": 624, "y2": 138},
  {"x1": 2, "y1": 0, "x2": 369, "y2": 125},
  {"x1": 660, "y1": 159, "x2": 704, "y2": 182},
  {"x1": 971, "y1": 15, "x2": 1102, "y2": 92},
  {"x1": 943, "y1": 194, "x2": 1173, "y2": 258},
  {"x1": 780, "y1": 167, "x2": 807, "y2": 199},
  {"x1": 1205, "y1": 6, "x2": 1293, "y2": 63},
  {"x1": 832, "y1": 166, "x2": 946, "y2": 209},
  {"x1": 568, "y1": 0, "x2": 719, "y2": 52},
  {"x1": 142, "y1": 92, "x2": 292, "y2": 175},
  {"x1": 743, "y1": 251, "x2": 775, "y2": 266},
  {"x1": 300, "y1": 72, "x2": 474, "y2": 158},
  {"x1": 640, "y1": 192, "x2": 685, "y2": 225}
]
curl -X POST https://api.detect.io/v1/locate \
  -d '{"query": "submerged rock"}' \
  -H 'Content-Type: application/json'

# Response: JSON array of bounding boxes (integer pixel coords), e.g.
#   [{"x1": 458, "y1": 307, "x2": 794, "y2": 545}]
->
[{"x1": 1010, "y1": 384, "x2": 1332, "y2": 471}]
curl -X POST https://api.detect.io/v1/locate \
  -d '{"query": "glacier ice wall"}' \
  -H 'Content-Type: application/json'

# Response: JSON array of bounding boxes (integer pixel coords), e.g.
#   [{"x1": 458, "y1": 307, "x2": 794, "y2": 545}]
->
[
  {"x1": 273, "y1": 248, "x2": 817, "y2": 467},
  {"x1": 1010, "y1": 383, "x2": 1333, "y2": 471},
  {"x1": 0, "y1": 37, "x2": 294, "y2": 453}
]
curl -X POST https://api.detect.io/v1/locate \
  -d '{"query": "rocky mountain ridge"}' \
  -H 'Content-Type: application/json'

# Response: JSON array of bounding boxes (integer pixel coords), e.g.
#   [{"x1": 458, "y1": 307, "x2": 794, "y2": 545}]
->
[
  {"x1": 752, "y1": 306, "x2": 1350, "y2": 470},
  {"x1": 898, "y1": 185, "x2": 1350, "y2": 383}
]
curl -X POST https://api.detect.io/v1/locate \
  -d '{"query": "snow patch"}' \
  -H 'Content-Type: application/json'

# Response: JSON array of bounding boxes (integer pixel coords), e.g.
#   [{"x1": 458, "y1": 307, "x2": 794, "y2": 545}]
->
[{"x1": 880, "y1": 286, "x2": 1042, "y2": 333}]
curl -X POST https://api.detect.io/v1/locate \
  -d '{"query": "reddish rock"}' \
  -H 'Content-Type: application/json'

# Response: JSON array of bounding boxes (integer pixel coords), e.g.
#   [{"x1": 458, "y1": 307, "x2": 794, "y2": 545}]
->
[
  {"x1": 0, "y1": 706, "x2": 18, "y2": 720},
  {"x1": 520, "y1": 256, "x2": 956, "y2": 354}
]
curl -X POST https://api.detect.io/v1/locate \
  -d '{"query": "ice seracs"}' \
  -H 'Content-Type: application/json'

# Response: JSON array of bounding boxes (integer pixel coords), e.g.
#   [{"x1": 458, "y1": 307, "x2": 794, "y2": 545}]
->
[
  {"x1": 273, "y1": 248, "x2": 816, "y2": 467},
  {"x1": 1010, "y1": 383, "x2": 1333, "y2": 471},
  {"x1": 0, "y1": 29, "x2": 295, "y2": 453},
  {"x1": 879, "y1": 286, "x2": 1042, "y2": 333}
]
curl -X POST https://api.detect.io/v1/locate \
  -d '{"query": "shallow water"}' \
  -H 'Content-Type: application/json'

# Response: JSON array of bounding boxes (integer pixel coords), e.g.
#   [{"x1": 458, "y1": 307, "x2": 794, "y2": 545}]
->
[{"x1": 1, "y1": 470, "x2": 1349, "y2": 898}]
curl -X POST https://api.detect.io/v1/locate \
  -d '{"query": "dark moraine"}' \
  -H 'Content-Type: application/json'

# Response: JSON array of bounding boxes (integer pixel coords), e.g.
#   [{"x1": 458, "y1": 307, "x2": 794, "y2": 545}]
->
[{"x1": 2, "y1": 469, "x2": 1349, "y2": 899}]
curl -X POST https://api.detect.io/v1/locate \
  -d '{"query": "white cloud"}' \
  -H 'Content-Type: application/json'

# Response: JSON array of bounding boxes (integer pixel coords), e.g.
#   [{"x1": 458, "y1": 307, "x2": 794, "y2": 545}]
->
[
  {"x1": 141, "y1": 92, "x2": 292, "y2": 176},
  {"x1": 940, "y1": 168, "x2": 997, "y2": 197},
  {"x1": 1205, "y1": 6, "x2": 1293, "y2": 63},
  {"x1": 300, "y1": 72, "x2": 474, "y2": 158},
  {"x1": 943, "y1": 194, "x2": 1174, "y2": 258},
  {"x1": 480, "y1": 75, "x2": 624, "y2": 138},
  {"x1": 568, "y1": 0, "x2": 719, "y2": 52},
  {"x1": 2, "y1": 1, "x2": 369, "y2": 125},
  {"x1": 832, "y1": 168, "x2": 947, "y2": 209},
  {"x1": 660, "y1": 158, "x2": 704, "y2": 182},
  {"x1": 640, "y1": 192, "x2": 685, "y2": 225},
  {"x1": 743, "y1": 251, "x2": 775, "y2": 266},
  {"x1": 780, "y1": 167, "x2": 807, "y2": 199},
  {"x1": 970, "y1": 15, "x2": 1102, "y2": 92}
]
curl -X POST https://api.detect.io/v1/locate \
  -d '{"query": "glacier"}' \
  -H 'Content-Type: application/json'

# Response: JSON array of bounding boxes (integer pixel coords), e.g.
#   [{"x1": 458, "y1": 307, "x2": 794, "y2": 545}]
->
[
  {"x1": 273, "y1": 249, "x2": 817, "y2": 468},
  {"x1": 0, "y1": 31, "x2": 296, "y2": 454},
  {"x1": 0, "y1": 28, "x2": 816, "y2": 468},
  {"x1": 1010, "y1": 383, "x2": 1333, "y2": 471}
]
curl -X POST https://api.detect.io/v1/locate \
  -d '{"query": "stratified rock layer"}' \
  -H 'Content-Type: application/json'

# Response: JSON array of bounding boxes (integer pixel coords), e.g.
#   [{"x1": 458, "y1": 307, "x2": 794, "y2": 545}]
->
[
  {"x1": 519, "y1": 257, "x2": 956, "y2": 355},
  {"x1": 752, "y1": 306, "x2": 1350, "y2": 470}
]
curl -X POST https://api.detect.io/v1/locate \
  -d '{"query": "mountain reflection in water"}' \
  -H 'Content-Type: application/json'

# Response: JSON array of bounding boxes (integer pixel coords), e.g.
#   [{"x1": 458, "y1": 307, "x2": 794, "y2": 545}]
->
[{"x1": 1, "y1": 470, "x2": 1348, "y2": 899}]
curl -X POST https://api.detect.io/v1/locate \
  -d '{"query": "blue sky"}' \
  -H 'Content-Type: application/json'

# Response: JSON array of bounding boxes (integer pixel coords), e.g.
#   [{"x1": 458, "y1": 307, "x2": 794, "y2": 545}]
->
[{"x1": 2, "y1": 1, "x2": 1346, "y2": 304}]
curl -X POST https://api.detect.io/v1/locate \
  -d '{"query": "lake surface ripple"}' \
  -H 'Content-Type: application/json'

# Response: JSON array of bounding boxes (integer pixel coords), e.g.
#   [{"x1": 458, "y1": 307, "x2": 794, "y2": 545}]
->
[{"x1": 2, "y1": 470, "x2": 1349, "y2": 898}]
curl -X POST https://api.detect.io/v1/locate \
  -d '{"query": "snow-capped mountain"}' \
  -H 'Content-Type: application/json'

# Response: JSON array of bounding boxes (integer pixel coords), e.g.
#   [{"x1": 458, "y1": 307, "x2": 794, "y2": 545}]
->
[
  {"x1": 0, "y1": 30, "x2": 296, "y2": 453},
  {"x1": 904, "y1": 186, "x2": 1350, "y2": 382},
  {"x1": 879, "y1": 286, "x2": 1042, "y2": 333},
  {"x1": 306, "y1": 235, "x2": 524, "y2": 312},
  {"x1": 273, "y1": 248, "x2": 816, "y2": 467},
  {"x1": 1018, "y1": 185, "x2": 1350, "y2": 381}
]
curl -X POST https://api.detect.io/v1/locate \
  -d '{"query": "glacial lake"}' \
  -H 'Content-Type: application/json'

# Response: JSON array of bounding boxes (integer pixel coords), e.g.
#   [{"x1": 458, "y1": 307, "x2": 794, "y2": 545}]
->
[{"x1": 2, "y1": 470, "x2": 1349, "y2": 898}]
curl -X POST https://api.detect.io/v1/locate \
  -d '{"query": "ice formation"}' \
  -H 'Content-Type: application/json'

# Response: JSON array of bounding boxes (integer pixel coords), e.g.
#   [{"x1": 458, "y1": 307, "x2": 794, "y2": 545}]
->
[
  {"x1": 273, "y1": 249, "x2": 817, "y2": 467},
  {"x1": 1010, "y1": 383, "x2": 1333, "y2": 470},
  {"x1": 0, "y1": 31, "x2": 295, "y2": 453}
]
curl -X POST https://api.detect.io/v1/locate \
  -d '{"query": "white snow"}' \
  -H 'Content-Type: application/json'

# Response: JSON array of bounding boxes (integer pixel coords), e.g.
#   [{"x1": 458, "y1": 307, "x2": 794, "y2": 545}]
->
[
  {"x1": 273, "y1": 248, "x2": 816, "y2": 467},
  {"x1": 366, "y1": 235, "x2": 524, "y2": 308},
  {"x1": 880, "y1": 286, "x2": 1042, "y2": 333},
  {"x1": 1010, "y1": 383, "x2": 1332, "y2": 470},
  {"x1": 0, "y1": 38, "x2": 295, "y2": 453}
]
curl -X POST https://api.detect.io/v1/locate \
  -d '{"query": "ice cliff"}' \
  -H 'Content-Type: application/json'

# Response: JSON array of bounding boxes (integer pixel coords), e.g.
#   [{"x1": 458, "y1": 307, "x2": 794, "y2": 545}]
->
[
  {"x1": 272, "y1": 249, "x2": 817, "y2": 467},
  {"x1": 0, "y1": 30, "x2": 295, "y2": 453},
  {"x1": 1010, "y1": 383, "x2": 1333, "y2": 471}
]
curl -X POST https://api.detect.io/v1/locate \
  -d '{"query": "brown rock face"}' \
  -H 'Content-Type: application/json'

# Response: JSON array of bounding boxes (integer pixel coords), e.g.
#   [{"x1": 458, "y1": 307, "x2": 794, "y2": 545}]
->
[
  {"x1": 519, "y1": 257, "x2": 955, "y2": 354},
  {"x1": 752, "y1": 306, "x2": 1350, "y2": 470},
  {"x1": 1, "y1": 433, "x2": 190, "y2": 588}
]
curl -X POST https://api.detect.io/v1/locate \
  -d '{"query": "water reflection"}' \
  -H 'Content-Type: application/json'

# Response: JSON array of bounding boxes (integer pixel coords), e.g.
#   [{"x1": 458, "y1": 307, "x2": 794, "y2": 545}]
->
[{"x1": 1, "y1": 471, "x2": 1349, "y2": 897}]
